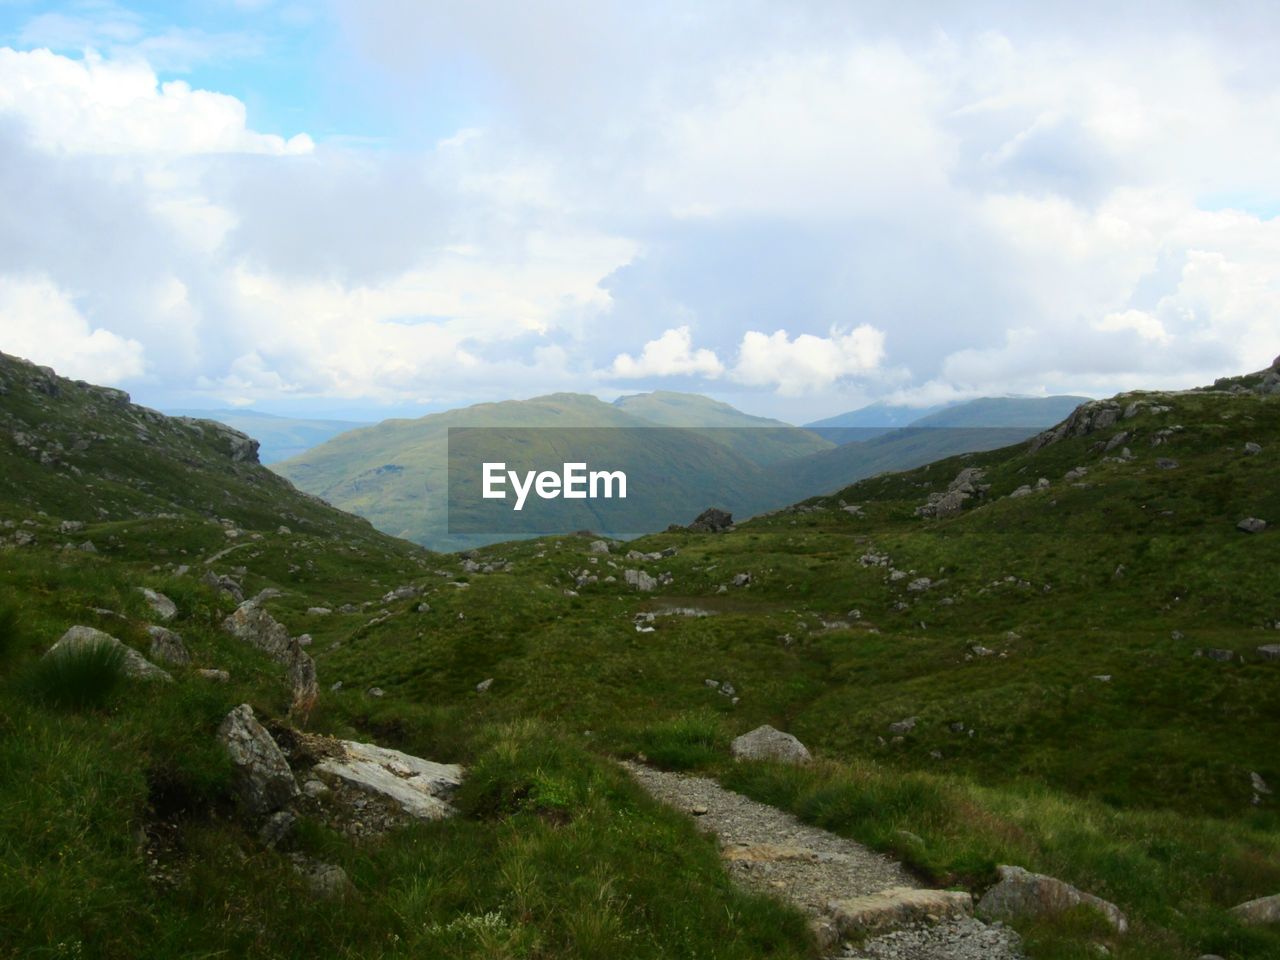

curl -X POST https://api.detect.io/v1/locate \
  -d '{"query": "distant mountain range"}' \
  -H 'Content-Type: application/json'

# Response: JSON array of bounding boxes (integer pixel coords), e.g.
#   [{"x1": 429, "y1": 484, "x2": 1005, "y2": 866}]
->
[
  {"x1": 268, "y1": 391, "x2": 1090, "y2": 550},
  {"x1": 166, "y1": 409, "x2": 370, "y2": 464}
]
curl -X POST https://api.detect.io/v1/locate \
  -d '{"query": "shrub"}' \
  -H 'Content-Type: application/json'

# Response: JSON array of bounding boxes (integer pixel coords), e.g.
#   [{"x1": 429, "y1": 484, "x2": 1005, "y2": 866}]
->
[{"x1": 26, "y1": 638, "x2": 126, "y2": 709}]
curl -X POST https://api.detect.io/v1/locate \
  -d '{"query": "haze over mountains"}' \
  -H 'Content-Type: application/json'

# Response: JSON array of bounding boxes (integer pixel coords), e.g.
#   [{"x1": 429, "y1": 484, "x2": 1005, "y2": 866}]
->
[{"x1": 271, "y1": 390, "x2": 1090, "y2": 550}]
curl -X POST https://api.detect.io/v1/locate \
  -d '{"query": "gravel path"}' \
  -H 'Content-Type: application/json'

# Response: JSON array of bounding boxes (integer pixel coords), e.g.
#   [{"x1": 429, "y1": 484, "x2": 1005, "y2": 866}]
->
[{"x1": 623, "y1": 762, "x2": 1024, "y2": 960}]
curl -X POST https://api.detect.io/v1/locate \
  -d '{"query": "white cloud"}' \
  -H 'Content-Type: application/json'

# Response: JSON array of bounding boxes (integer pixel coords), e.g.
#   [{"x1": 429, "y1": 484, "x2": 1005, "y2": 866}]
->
[
  {"x1": 730, "y1": 326, "x2": 886, "y2": 395},
  {"x1": 608, "y1": 326, "x2": 724, "y2": 379},
  {"x1": 0, "y1": 274, "x2": 145, "y2": 382},
  {"x1": 1095, "y1": 309, "x2": 1168, "y2": 343},
  {"x1": 0, "y1": 48, "x2": 312, "y2": 155}
]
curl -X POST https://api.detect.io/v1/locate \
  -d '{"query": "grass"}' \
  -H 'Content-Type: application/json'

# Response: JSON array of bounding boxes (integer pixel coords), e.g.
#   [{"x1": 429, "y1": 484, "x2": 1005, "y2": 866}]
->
[{"x1": 23, "y1": 635, "x2": 127, "y2": 710}]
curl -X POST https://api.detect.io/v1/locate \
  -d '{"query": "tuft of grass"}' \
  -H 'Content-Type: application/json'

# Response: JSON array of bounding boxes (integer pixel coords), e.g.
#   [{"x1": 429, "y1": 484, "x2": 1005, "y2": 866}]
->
[
  {"x1": 25, "y1": 638, "x2": 126, "y2": 710},
  {"x1": 635, "y1": 710, "x2": 729, "y2": 770},
  {"x1": 0, "y1": 604, "x2": 18, "y2": 666}
]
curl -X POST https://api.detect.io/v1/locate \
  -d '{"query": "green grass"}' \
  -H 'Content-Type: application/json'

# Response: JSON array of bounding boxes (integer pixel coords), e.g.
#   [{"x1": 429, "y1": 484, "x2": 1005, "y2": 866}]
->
[{"x1": 23, "y1": 636, "x2": 127, "y2": 709}]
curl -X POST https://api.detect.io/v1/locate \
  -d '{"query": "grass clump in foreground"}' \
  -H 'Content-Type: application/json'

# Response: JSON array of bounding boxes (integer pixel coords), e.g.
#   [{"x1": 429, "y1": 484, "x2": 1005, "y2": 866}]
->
[
  {"x1": 721, "y1": 758, "x2": 1280, "y2": 960},
  {"x1": 23, "y1": 635, "x2": 127, "y2": 710}
]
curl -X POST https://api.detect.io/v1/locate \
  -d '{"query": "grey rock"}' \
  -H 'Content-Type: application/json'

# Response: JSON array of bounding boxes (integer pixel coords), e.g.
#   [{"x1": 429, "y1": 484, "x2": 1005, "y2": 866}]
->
[
  {"x1": 731, "y1": 572, "x2": 752, "y2": 587},
  {"x1": 828, "y1": 887, "x2": 973, "y2": 936},
  {"x1": 688, "y1": 507, "x2": 733, "y2": 533},
  {"x1": 1238, "y1": 517, "x2": 1268, "y2": 534},
  {"x1": 1231, "y1": 892, "x2": 1280, "y2": 926},
  {"x1": 1245, "y1": 442, "x2": 1263, "y2": 455},
  {"x1": 47, "y1": 626, "x2": 172, "y2": 682},
  {"x1": 200, "y1": 570, "x2": 244, "y2": 602},
  {"x1": 917, "y1": 467, "x2": 989, "y2": 519},
  {"x1": 1196, "y1": 648, "x2": 1234, "y2": 663},
  {"x1": 137, "y1": 587, "x2": 177, "y2": 621},
  {"x1": 1252, "y1": 772, "x2": 1271, "y2": 796},
  {"x1": 217, "y1": 704, "x2": 298, "y2": 815},
  {"x1": 306, "y1": 607, "x2": 332, "y2": 616},
  {"x1": 730, "y1": 725, "x2": 812, "y2": 765},
  {"x1": 888, "y1": 716, "x2": 918, "y2": 735},
  {"x1": 312, "y1": 739, "x2": 463, "y2": 820},
  {"x1": 288, "y1": 855, "x2": 352, "y2": 899},
  {"x1": 302, "y1": 779, "x2": 329, "y2": 799},
  {"x1": 1258, "y1": 644, "x2": 1280, "y2": 661},
  {"x1": 476, "y1": 677, "x2": 494, "y2": 693},
  {"x1": 259, "y1": 810, "x2": 297, "y2": 849},
  {"x1": 589, "y1": 539, "x2": 611, "y2": 554},
  {"x1": 1156, "y1": 458, "x2": 1179, "y2": 470},
  {"x1": 977, "y1": 864, "x2": 1127, "y2": 932},
  {"x1": 197, "y1": 668, "x2": 230, "y2": 682},
  {"x1": 146, "y1": 625, "x2": 191, "y2": 666},
  {"x1": 366, "y1": 686, "x2": 384, "y2": 698},
  {"x1": 624, "y1": 569, "x2": 657, "y2": 592}
]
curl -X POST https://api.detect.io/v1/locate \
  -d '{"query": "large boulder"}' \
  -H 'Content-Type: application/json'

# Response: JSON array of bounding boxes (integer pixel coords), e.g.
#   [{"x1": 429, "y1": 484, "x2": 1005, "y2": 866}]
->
[
  {"x1": 624, "y1": 569, "x2": 657, "y2": 592},
  {"x1": 48, "y1": 626, "x2": 171, "y2": 682},
  {"x1": 1232, "y1": 893, "x2": 1280, "y2": 926},
  {"x1": 977, "y1": 864, "x2": 1128, "y2": 932},
  {"x1": 916, "y1": 467, "x2": 989, "y2": 519},
  {"x1": 730, "y1": 725, "x2": 812, "y2": 765},
  {"x1": 146, "y1": 625, "x2": 190, "y2": 666},
  {"x1": 312, "y1": 740, "x2": 463, "y2": 820},
  {"x1": 223, "y1": 601, "x2": 293, "y2": 660},
  {"x1": 217, "y1": 704, "x2": 299, "y2": 815}
]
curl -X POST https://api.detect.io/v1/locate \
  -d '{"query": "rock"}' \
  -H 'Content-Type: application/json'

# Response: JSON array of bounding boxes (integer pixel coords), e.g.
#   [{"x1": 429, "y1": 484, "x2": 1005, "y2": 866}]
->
[
  {"x1": 288, "y1": 652, "x2": 319, "y2": 716},
  {"x1": 476, "y1": 677, "x2": 494, "y2": 693},
  {"x1": 907, "y1": 577, "x2": 933, "y2": 592},
  {"x1": 1238, "y1": 518, "x2": 1268, "y2": 534},
  {"x1": 1245, "y1": 442, "x2": 1263, "y2": 455},
  {"x1": 288, "y1": 855, "x2": 353, "y2": 899},
  {"x1": 47, "y1": 626, "x2": 172, "y2": 682},
  {"x1": 828, "y1": 887, "x2": 973, "y2": 936},
  {"x1": 917, "y1": 468, "x2": 989, "y2": 519},
  {"x1": 589, "y1": 539, "x2": 611, "y2": 554},
  {"x1": 312, "y1": 739, "x2": 463, "y2": 820},
  {"x1": 217, "y1": 704, "x2": 299, "y2": 815},
  {"x1": 1009, "y1": 484, "x2": 1033, "y2": 498},
  {"x1": 197, "y1": 668, "x2": 230, "y2": 682},
  {"x1": 302, "y1": 779, "x2": 329, "y2": 799},
  {"x1": 259, "y1": 810, "x2": 297, "y2": 849},
  {"x1": 687, "y1": 508, "x2": 733, "y2": 533},
  {"x1": 730, "y1": 725, "x2": 811, "y2": 764},
  {"x1": 306, "y1": 607, "x2": 332, "y2": 616},
  {"x1": 1196, "y1": 648, "x2": 1234, "y2": 663},
  {"x1": 889, "y1": 716, "x2": 918, "y2": 735},
  {"x1": 366, "y1": 686, "x2": 384, "y2": 698},
  {"x1": 223, "y1": 600, "x2": 317, "y2": 715},
  {"x1": 1231, "y1": 893, "x2": 1280, "y2": 926},
  {"x1": 78, "y1": 541, "x2": 97, "y2": 553},
  {"x1": 977, "y1": 864, "x2": 1128, "y2": 932},
  {"x1": 145, "y1": 625, "x2": 190, "y2": 666},
  {"x1": 1258, "y1": 644, "x2": 1280, "y2": 661},
  {"x1": 1156, "y1": 458, "x2": 1179, "y2": 470},
  {"x1": 200, "y1": 570, "x2": 244, "y2": 602},
  {"x1": 1252, "y1": 772, "x2": 1271, "y2": 796},
  {"x1": 730, "y1": 572, "x2": 752, "y2": 587},
  {"x1": 624, "y1": 569, "x2": 658, "y2": 592},
  {"x1": 137, "y1": 587, "x2": 177, "y2": 621}
]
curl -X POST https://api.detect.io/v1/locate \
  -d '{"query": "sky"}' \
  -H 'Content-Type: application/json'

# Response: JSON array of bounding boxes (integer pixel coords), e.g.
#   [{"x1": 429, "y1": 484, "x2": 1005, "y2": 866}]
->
[{"x1": 0, "y1": 1, "x2": 1278, "y2": 424}]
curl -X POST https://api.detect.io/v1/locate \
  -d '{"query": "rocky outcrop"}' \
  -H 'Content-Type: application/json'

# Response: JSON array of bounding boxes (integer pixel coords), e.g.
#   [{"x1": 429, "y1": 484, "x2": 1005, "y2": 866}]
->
[
  {"x1": 916, "y1": 467, "x2": 989, "y2": 519},
  {"x1": 1028, "y1": 399, "x2": 1127, "y2": 452},
  {"x1": 222, "y1": 601, "x2": 318, "y2": 716},
  {"x1": 976, "y1": 864, "x2": 1128, "y2": 932},
  {"x1": 176, "y1": 417, "x2": 260, "y2": 464},
  {"x1": 312, "y1": 740, "x2": 463, "y2": 820},
  {"x1": 828, "y1": 887, "x2": 973, "y2": 936},
  {"x1": 218, "y1": 704, "x2": 299, "y2": 815},
  {"x1": 624, "y1": 569, "x2": 657, "y2": 592},
  {"x1": 730, "y1": 725, "x2": 812, "y2": 764},
  {"x1": 687, "y1": 508, "x2": 733, "y2": 533},
  {"x1": 48, "y1": 626, "x2": 172, "y2": 682}
]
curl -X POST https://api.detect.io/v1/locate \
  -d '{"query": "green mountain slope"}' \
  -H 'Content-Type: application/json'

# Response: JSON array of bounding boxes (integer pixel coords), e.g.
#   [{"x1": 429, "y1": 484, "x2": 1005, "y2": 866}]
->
[
  {"x1": 167, "y1": 408, "x2": 371, "y2": 464},
  {"x1": 805, "y1": 399, "x2": 952, "y2": 440},
  {"x1": 5, "y1": 352, "x2": 1280, "y2": 960}
]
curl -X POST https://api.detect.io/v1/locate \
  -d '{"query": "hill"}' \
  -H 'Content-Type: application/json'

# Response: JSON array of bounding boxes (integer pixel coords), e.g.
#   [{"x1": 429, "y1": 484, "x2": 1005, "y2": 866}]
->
[
  {"x1": 3, "y1": 351, "x2": 1279, "y2": 959},
  {"x1": 805, "y1": 399, "x2": 952, "y2": 441},
  {"x1": 166, "y1": 409, "x2": 371, "y2": 464}
]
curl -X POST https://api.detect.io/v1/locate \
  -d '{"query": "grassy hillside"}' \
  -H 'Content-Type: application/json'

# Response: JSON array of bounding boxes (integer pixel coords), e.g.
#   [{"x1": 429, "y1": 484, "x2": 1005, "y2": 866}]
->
[
  {"x1": 3, "y1": 350, "x2": 1279, "y2": 959},
  {"x1": 166, "y1": 408, "x2": 371, "y2": 464}
]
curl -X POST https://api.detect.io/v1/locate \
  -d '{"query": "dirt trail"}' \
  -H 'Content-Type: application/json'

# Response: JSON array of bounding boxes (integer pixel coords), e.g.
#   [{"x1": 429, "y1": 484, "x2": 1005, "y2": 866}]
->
[{"x1": 623, "y1": 762, "x2": 1024, "y2": 960}]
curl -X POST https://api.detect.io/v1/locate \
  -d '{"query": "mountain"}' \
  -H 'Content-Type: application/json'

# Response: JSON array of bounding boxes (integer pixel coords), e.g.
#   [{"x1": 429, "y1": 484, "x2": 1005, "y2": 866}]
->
[
  {"x1": 275, "y1": 391, "x2": 826, "y2": 550},
  {"x1": 805, "y1": 399, "x2": 952, "y2": 441},
  {"x1": 806, "y1": 395, "x2": 1090, "y2": 444},
  {"x1": 3, "y1": 349, "x2": 1280, "y2": 960},
  {"x1": 166, "y1": 408, "x2": 370, "y2": 464}
]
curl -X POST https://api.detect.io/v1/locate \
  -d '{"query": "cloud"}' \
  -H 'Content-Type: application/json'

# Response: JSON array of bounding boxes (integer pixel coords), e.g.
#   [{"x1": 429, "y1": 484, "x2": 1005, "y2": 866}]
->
[
  {"x1": 0, "y1": 48, "x2": 311, "y2": 155},
  {"x1": 0, "y1": 274, "x2": 145, "y2": 383},
  {"x1": 608, "y1": 326, "x2": 724, "y2": 379},
  {"x1": 730, "y1": 325, "x2": 886, "y2": 395}
]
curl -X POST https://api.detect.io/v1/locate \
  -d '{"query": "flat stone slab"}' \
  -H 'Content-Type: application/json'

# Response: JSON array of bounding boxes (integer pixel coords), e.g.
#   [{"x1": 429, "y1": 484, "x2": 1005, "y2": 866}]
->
[
  {"x1": 313, "y1": 740, "x2": 463, "y2": 820},
  {"x1": 829, "y1": 887, "x2": 974, "y2": 937}
]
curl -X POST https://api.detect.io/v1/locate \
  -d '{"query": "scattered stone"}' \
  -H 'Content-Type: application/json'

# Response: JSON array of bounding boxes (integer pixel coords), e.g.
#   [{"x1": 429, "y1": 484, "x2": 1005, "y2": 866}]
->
[
  {"x1": 311, "y1": 739, "x2": 463, "y2": 820},
  {"x1": 302, "y1": 779, "x2": 330, "y2": 799},
  {"x1": 47, "y1": 626, "x2": 172, "y2": 682},
  {"x1": 476, "y1": 677, "x2": 494, "y2": 693},
  {"x1": 1238, "y1": 517, "x2": 1268, "y2": 534},
  {"x1": 288, "y1": 855, "x2": 353, "y2": 899},
  {"x1": 589, "y1": 539, "x2": 611, "y2": 554},
  {"x1": 137, "y1": 587, "x2": 178, "y2": 621},
  {"x1": 730, "y1": 725, "x2": 812, "y2": 765},
  {"x1": 197, "y1": 668, "x2": 230, "y2": 682},
  {"x1": 217, "y1": 704, "x2": 299, "y2": 815},
  {"x1": 1155, "y1": 458, "x2": 1179, "y2": 470},
  {"x1": 306, "y1": 607, "x2": 332, "y2": 616},
  {"x1": 1196, "y1": 648, "x2": 1234, "y2": 663},
  {"x1": 731, "y1": 572, "x2": 752, "y2": 587},
  {"x1": 1252, "y1": 772, "x2": 1271, "y2": 797},
  {"x1": 200, "y1": 570, "x2": 244, "y2": 602},
  {"x1": 1245, "y1": 442, "x2": 1263, "y2": 455},
  {"x1": 366, "y1": 686, "x2": 384, "y2": 698},
  {"x1": 1258, "y1": 644, "x2": 1280, "y2": 661},
  {"x1": 977, "y1": 864, "x2": 1128, "y2": 932},
  {"x1": 916, "y1": 467, "x2": 989, "y2": 519},
  {"x1": 829, "y1": 887, "x2": 973, "y2": 937},
  {"x1": 888, "y1": 717, "x2": 918, "y2": 735},
  {"x1": 146, "y1": 625, "x2": 191, "y2": 666},
  {"x1": 907, "y1": 577, "x2": 933, "y2": 592}
]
